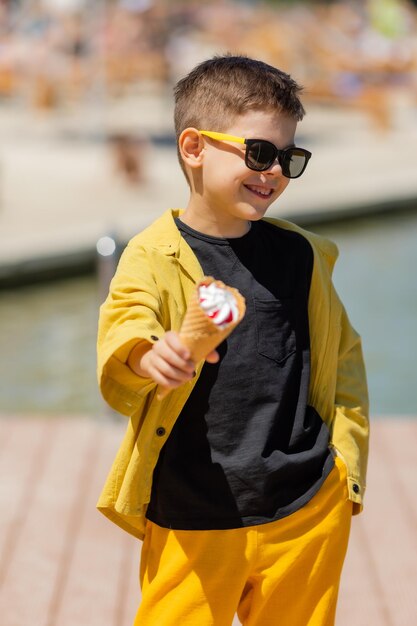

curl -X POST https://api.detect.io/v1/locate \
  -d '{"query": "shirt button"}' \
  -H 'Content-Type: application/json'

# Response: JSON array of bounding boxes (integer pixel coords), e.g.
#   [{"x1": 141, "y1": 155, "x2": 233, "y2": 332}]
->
[
  {"x1": 150, "y1": 335, "x2": 159, "y2": 341},
  {"x1": 352, "y1": 483, "x2": 360, "y2": 494},
  {"x1": 156, "y1": 427, "x2": 166, "y2": 437}
]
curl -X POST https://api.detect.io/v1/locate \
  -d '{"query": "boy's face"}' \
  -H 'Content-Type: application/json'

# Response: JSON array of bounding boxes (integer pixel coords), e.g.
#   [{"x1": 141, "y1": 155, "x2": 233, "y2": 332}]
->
[{"x1": 183, "y1": 109, "x2": 298, "y2": 237}]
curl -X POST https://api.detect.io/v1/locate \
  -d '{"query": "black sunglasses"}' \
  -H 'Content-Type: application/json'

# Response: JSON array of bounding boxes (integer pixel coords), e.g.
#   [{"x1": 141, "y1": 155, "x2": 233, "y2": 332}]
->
[{"x1": 199, "y1": 131, "x2": 312, "y2": 178}]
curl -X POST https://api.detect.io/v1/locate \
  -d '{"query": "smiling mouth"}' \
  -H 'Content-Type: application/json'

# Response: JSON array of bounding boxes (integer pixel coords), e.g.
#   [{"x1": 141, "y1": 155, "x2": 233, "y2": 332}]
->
[{"x1": 244, "y1": 184, "x2": 274, "y2": 199}]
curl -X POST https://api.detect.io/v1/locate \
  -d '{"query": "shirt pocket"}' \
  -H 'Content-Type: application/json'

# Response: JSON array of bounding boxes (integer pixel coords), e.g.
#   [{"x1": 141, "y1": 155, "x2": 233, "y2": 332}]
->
[{"x1": 254, "y1": 298, "x2": 296, "y2": 365}]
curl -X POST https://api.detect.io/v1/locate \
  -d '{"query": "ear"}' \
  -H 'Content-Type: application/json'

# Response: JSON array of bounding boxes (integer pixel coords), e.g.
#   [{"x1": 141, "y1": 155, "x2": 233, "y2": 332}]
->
[{"x1": 179, "y1": 128, "x2": 205, "y2": 169}]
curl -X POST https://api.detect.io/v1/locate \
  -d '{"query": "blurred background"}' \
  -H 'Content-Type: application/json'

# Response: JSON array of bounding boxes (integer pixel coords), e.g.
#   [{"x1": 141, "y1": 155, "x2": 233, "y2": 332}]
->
[
  {"x1": 1, "y1": 2, "x2": 417, "y2": 626},
  {"x1": 0, "y1": 0, "x2": 416, "y2": 418}
]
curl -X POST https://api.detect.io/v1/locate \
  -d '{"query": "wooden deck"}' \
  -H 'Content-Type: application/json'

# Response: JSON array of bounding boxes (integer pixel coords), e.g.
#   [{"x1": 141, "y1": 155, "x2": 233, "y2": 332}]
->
[{"x1": 0, "y1": 415, "x2": 416, "y2": 626}]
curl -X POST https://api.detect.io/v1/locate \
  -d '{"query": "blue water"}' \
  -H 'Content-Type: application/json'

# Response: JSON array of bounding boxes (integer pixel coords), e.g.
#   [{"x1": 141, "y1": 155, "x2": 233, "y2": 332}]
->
[
  {"x1": 312, "y1": 211, "x2": 417, "y2": 416},
  {"x1": 1, "y1": 210, "x2": 416, "y2": 417},
  {"x1": 0, "y1": 277, "x2": 103, "y2": 415}
]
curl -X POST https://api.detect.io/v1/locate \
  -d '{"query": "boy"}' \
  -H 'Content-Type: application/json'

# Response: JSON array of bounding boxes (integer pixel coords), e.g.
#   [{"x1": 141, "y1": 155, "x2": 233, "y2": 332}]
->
[{"x1": 97, "y1": 55, "x2": 369, "y2": 626}]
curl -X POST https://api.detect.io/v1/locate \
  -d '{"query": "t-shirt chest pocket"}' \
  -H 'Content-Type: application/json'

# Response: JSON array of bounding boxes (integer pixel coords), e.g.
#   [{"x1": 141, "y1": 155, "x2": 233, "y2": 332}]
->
[{"x1": 254, "y1": 298, "x2": 296, "y2": 365}]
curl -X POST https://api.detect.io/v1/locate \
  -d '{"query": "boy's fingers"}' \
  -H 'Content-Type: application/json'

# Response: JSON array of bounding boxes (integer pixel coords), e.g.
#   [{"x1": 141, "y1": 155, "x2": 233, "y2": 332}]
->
[
  {"x1": 148, "y1": 367, "x2": 181, "y2": 389},
  {"x1": 154, "y1": 333, "x2": 194, "y2": 371},
  {"x1": 152, "y1": 354, "x2": 194, "y2": 383},
  {"x1": 205, "y1": 349, "x2": 220, "y2": 363},
  {"x1": 154, "y1": 342, "x2": 194, "y2": 373},
  {"x1": 163, "y1": 331, "x2": 191, "y2": 360},
  {"x1": 148, "y1": 357, "x2": 191, "y2": 388}
]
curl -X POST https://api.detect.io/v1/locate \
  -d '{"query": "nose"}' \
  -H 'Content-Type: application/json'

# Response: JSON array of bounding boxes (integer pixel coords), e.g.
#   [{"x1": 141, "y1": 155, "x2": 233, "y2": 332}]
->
[{"x1": 262, "y1": 157, "x2": 283, "y2": 176}]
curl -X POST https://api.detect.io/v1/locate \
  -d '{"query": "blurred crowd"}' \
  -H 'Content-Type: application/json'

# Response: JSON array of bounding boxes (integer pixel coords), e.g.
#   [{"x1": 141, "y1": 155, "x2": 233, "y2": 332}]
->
[{"x1": 0, "y1": 0, "x2": 416, "y2": 130}]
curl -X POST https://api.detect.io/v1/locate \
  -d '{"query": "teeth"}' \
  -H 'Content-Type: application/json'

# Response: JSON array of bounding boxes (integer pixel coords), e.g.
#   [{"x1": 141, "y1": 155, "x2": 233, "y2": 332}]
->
[{"x1": 247, "y1": 185, "x2": 271, "y2": 196}]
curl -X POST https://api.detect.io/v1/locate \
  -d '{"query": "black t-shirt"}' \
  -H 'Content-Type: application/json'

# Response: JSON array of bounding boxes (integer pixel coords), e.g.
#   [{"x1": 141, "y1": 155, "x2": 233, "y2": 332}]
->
[{"x1": 146, "y1": 218, "x2": 334, "y2": 530}]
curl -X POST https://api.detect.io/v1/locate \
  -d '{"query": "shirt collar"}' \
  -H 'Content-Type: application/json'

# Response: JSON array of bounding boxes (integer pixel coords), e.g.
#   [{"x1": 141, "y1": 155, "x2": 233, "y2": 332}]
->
[{"x1": 141, "y1": 209, "x2": 204, "y2": 283}]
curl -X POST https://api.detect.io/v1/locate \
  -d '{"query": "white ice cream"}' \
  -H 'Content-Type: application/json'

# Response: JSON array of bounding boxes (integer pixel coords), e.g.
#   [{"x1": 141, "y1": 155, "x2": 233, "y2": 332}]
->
[{"x1": 198, "y1": 282, "x2": 239, "y2": 328}]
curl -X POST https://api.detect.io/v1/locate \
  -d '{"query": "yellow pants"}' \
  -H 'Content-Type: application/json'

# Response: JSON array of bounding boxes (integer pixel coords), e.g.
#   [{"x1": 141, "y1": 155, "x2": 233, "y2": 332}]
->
[{"x1": 135, "y1": 457, "x2": 352, "y2": 626}]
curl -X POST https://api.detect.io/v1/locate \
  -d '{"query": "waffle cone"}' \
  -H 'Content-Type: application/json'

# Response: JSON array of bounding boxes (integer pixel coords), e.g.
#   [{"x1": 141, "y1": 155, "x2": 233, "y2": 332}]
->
[
  {"x1": 179, "y1": 277, "x2": 245, "y2": 362},
  {"x1": 156, "y1": 277, "x2": 245, "y2": 400}
]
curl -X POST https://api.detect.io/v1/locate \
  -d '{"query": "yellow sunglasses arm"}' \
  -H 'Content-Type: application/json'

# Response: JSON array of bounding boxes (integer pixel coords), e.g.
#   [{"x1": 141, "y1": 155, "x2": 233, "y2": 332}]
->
[{"x1": 199, "y1": 131, "x2": 246, "y2": 144}]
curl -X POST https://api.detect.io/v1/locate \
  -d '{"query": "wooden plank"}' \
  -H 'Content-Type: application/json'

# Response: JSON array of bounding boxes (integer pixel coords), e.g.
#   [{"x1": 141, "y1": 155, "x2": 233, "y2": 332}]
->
[
  {"x1": 0, "y1": 417, "x2": 97, "y2": 626},
  {"x1": 337, "y1": 519, "x2": 391, "y2": 625},
  {"x1": 337, "y1": 436, "x2": 393, "y2": 626},
  {"x1": 116, "y1": 531, "x2": 142, "y2": 626},
  {"x1": 0, "y1": 418, "x2": 57, "y2": 590},
  {"x1": 1, "y1": 416, "x2": 416, "y2": 626},
  {"x1": 371, "y1": 420, "x2": 417, "y2": 626},
  {"x1": 337, "y1": 419, "x2": 417, "y2": 626},
  {"x1": 55, "y1": 420, "x2": 140, "y2": 626}
]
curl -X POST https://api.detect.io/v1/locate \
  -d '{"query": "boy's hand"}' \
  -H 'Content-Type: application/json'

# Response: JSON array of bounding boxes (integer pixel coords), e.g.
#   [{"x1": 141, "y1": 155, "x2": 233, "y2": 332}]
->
[{"x1": 128, "y1": 331, "x2": 219, "y2": 389}]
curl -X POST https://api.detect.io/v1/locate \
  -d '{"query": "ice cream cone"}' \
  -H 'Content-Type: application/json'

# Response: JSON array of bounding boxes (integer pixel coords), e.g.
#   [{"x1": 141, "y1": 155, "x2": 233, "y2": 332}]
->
[
  {"x1": 157, "y1": 277, "x2": 245, "y2": 400},
  {"x1": 179, "y1": 277, "x2": 245, "y2": 361}
]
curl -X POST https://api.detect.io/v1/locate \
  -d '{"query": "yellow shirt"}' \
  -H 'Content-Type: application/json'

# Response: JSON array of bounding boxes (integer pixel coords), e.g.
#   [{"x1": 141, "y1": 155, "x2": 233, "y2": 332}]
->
[{"x1": 97, "y1": 209, "x2": 369, "y2": 540}]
